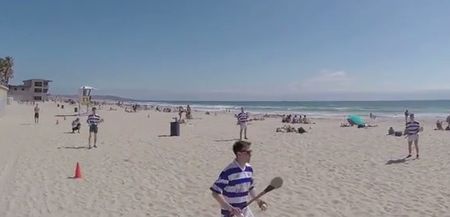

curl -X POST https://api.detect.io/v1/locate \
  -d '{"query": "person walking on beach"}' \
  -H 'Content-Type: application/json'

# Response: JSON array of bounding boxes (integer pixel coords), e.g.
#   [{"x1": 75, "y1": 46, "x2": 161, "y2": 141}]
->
[
  {"x1": 34, "y1": 104, "x2": 40, "y2": 123},
  {"x1": 235, "y1": 107, "x2": 249, "y2": 140},
  {"x1": 178, "y1": 106, "x2": 184, "y2": 121},
  {"x1": 405, "y1": 113, "x2": 420, "y2": 159},
  {"x1": 210, "y1": 140, "x2": 268, "y2": 217},
  {"x1": 186, "y1": 105, "x2": 192, "y2": 119},
  {"x1": 446, "y1": 113, "x2": 450, "y2": 129},
  {"x1": 87, "y1": 107, "x2": 103, "y2": 149},
  {"x1": 404, "y1": 109, "x2": 409, "y2": 124}
]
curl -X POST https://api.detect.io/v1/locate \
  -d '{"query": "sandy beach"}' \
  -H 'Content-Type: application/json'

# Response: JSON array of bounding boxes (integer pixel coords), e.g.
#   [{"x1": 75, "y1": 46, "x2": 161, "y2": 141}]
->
[{"x1": 1, "y1": 102, "x2": 450, "y2": 217}]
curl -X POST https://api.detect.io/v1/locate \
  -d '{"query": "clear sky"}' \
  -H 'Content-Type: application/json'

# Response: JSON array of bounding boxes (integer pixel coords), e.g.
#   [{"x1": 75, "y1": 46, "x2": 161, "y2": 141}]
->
[{"x1": 1, "y1": 0, "x2": 450, "y2": 100}]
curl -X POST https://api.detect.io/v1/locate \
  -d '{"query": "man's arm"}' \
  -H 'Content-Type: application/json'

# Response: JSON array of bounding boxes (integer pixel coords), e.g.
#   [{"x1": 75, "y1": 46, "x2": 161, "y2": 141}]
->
[
  {"x1": 211, "y1": 192, "x2": 233, "y2": 210},
  {"x1": 211, "y1": 192, "x2": 241, "y2": 215},
  {"x1": 249, "y1": 188, "x2": 268, "y2": 211},
  {"x1": 249, "y1": 188, "x2": 259, "y2": 202}
]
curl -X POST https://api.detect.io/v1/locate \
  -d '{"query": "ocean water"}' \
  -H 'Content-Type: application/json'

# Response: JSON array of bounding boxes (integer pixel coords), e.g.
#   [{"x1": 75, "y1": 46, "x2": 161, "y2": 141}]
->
[{"x1": 137, "y1": 100, "x2": 450, "y2": 118}]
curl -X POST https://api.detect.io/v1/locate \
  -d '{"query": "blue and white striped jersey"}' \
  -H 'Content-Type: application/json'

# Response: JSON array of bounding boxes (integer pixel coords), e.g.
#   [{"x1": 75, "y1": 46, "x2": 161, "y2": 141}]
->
[
  {"x1": 87, "y1": 114, "x2": 101, "y2": 126},
  {"x1": 236, "y1": 112, "x2": 249, "y2": 124},
  {"x1": 405, "y1": 121, "x2": 420, "y2": 135},
  {"x1": 211, "y1": 160, "x2": 254, "y2": 216}
]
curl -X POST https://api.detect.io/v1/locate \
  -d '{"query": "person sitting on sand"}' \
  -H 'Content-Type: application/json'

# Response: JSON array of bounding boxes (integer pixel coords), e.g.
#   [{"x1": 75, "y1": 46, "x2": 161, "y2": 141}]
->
[
  {"x1": 302, "y1": 115, "x2": 315, "y2": 124},
  {"x1": 285, "y1": 114, "x2": 292, "y2": 123},
  {"x1": 276, "y1": 127, "x2": 286, "y2": 132},
  {"x1": 388, "y1": 127, "x2": 395, "y2": 135},
  {"x1": 358, "y1": 123, "x2": 378, "y2": 128},
  {"x1": 292, "y1": 115, "x2": 300, "y2": 123},
  {"x1": 72, "y1": 118, "x2": 81, "y2": 133},
  {"x1": 341, "y1": 122, "x2": 351, "y2": 127},
  {"x1": 302, "y1": 115, "x2": 308, "y2": 124},
  {"x1": 286, "y1": 125, "x2": 296, "y2": 133},
  {"x1": 435, "y1": 120, "x2": 444, "y2": 130}
]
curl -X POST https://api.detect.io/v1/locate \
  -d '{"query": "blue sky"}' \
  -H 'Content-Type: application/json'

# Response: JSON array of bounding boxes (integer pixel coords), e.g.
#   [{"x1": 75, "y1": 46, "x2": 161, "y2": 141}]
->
[{"x1": 1, "y1": 0, "x2": 450, "y2": 100}]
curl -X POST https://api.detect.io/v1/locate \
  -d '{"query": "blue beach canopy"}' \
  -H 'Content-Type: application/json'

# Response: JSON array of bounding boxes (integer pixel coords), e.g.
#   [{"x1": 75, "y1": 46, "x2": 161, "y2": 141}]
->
[{"x1": 347, "y1": 115, "x2": 365, "y2": 126}]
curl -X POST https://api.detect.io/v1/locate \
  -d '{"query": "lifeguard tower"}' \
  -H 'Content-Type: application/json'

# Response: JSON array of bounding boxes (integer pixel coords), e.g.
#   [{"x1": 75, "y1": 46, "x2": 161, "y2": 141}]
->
[{"x1": 79, "y1": 86, "x2": 95, "y2": 113}]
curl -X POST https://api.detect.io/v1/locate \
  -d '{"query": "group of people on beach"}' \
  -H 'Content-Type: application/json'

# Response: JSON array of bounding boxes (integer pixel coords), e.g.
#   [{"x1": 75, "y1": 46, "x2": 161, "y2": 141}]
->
[
  {"x1": 434, "y1": 114, "x2": 450, "y2": 130},
  {"x1": 178, "y1": 105, "x2": 192, "y2": 122},
  {"x1": 282, "y1": 114, "x2": 313, "y2": 124},
  {"x1": 35, "y1": 103, "x2": 103, "y2": 149}
]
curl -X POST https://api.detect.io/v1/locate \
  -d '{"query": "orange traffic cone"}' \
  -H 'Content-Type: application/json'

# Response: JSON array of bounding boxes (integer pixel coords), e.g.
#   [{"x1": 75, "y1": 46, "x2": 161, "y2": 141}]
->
[{"x1": 74, "y1": 162, "x2": 82, "y2": 179}]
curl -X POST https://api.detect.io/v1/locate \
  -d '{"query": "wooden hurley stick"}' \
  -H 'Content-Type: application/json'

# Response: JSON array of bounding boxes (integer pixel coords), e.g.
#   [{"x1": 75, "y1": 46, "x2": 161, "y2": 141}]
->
[{"x1": 231, "y1": 177, "x2": 283, "y2": 216}]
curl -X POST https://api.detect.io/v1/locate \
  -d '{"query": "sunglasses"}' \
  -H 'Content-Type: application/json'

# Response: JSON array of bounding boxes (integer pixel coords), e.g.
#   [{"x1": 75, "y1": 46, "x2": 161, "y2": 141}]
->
[{"x1": 239, "y1": 150, "x2": 252, "y2": 154}]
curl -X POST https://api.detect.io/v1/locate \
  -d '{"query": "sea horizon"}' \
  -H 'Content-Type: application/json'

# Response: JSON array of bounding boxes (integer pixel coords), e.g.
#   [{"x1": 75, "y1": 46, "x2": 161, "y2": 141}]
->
[{"x1": 115, "y1": 98, "x2": 450, "y2": 118}]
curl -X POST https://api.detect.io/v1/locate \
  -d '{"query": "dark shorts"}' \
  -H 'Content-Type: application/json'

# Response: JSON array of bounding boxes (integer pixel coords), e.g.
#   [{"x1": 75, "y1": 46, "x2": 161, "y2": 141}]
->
[
  {"x1": 72, "y1": 123, "x2": 81, "y2": 131},
  {"x1": 89, "y1": 125, "x2": 98, "y2": 133},
  {"x1": 34, "y1": 113, "x2": 39, "y2": 118}
]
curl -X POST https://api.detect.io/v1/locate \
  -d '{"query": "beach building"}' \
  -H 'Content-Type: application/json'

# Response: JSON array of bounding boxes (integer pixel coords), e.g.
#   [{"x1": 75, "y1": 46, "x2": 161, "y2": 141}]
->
[
  {"x1": 8, "y1": 79, "x2": 52, "y2": 101},
  {"x1": 0, "y1": 83, "x2": 8, "y2": 116}
]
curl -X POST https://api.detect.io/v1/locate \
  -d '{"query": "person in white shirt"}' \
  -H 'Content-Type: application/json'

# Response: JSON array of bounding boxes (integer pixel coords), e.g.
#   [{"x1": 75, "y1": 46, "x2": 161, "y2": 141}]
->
[
  {"x1": 405, "y1": 114, "x2": 421, "y2": 159},
  {"x1": 87, "y1": 107, "x2": 104, "y2": 149},
  {"x1": 211, "y1": 141, "x2": 268, "y2": 217},
  {"x1": 235, "y1": 107, "x2": 249, "y2": 141}
]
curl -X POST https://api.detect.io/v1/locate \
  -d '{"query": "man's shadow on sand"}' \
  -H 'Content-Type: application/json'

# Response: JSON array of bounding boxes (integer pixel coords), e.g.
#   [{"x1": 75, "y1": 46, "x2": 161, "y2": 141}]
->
[
  {"x1": 386, "y1": 157, "x2": 417, "y2": 165},
  {"x1": 214, "y1": 139, "x2": 239, "y2": 142},
  {"x1": 63, "y1": 131, "x2": 82, "y2": 134},
  {"x1": 57, "y1": 146, "x2": 89, "y2": 149}
]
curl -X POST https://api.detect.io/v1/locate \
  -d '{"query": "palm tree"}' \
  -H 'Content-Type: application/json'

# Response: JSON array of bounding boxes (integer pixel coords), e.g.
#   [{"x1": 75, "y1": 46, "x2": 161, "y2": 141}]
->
[{"x1": 0, "y1": 56, "x2": 14, "y2": 85}]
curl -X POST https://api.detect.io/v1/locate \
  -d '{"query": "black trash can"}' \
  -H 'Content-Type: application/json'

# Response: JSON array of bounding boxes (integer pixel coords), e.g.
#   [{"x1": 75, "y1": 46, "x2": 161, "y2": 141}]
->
[
  {"x1": 74, "y1": 107, "x2": 78, "y2": 113},
  {"x1": 170, "y1": 121, "x2": 180, "y2": 136}
]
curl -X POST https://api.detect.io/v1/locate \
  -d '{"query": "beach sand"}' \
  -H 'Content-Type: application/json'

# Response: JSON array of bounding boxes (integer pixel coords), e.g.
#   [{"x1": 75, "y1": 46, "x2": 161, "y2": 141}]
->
[{"x1": 1, "y1": 102, "x2": 450, "y2": 217}]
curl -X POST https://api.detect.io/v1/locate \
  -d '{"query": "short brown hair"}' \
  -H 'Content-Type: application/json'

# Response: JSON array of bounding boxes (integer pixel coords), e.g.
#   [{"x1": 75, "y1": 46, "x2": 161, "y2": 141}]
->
[{"x1": 233, "y1": 140, "x2": 251, "y2": 155}]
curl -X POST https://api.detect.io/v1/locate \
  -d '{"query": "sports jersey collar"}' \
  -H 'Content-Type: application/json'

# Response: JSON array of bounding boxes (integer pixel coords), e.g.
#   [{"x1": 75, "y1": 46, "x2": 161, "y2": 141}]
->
[{"x1": 233, "y1": 159, "x2": 247, "y2": 171}]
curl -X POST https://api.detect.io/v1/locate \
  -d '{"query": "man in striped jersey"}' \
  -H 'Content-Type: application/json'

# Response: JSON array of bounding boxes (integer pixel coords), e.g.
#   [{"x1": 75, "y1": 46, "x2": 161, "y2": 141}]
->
[
  {"x1": 87, "y1": 107, "x2": 103, "y2": 149},
  {"x1": 235, "y1": 107, "x2": 249, "y2": 141},
  {"x1": 405, "y1": 113, "x2": 420, "y2": 159},
  {"x1": 211, "y1": 141, "x2": 267, "y2": 217}
]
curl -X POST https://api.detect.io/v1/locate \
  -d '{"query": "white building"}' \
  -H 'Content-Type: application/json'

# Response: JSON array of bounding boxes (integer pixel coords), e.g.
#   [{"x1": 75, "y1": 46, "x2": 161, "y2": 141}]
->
[
  {"x1": 8, "y1": 79, "x2": 52, "y2": 101},
  {"x1": 0, "y1": 84, "x2": 8, "y2": 116}
]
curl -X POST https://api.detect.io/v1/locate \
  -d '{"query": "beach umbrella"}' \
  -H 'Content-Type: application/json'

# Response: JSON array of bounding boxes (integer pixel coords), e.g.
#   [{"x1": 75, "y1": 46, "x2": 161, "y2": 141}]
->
[{"x1": 347, "y1": 115, "x2": 365, "y2": 126}]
